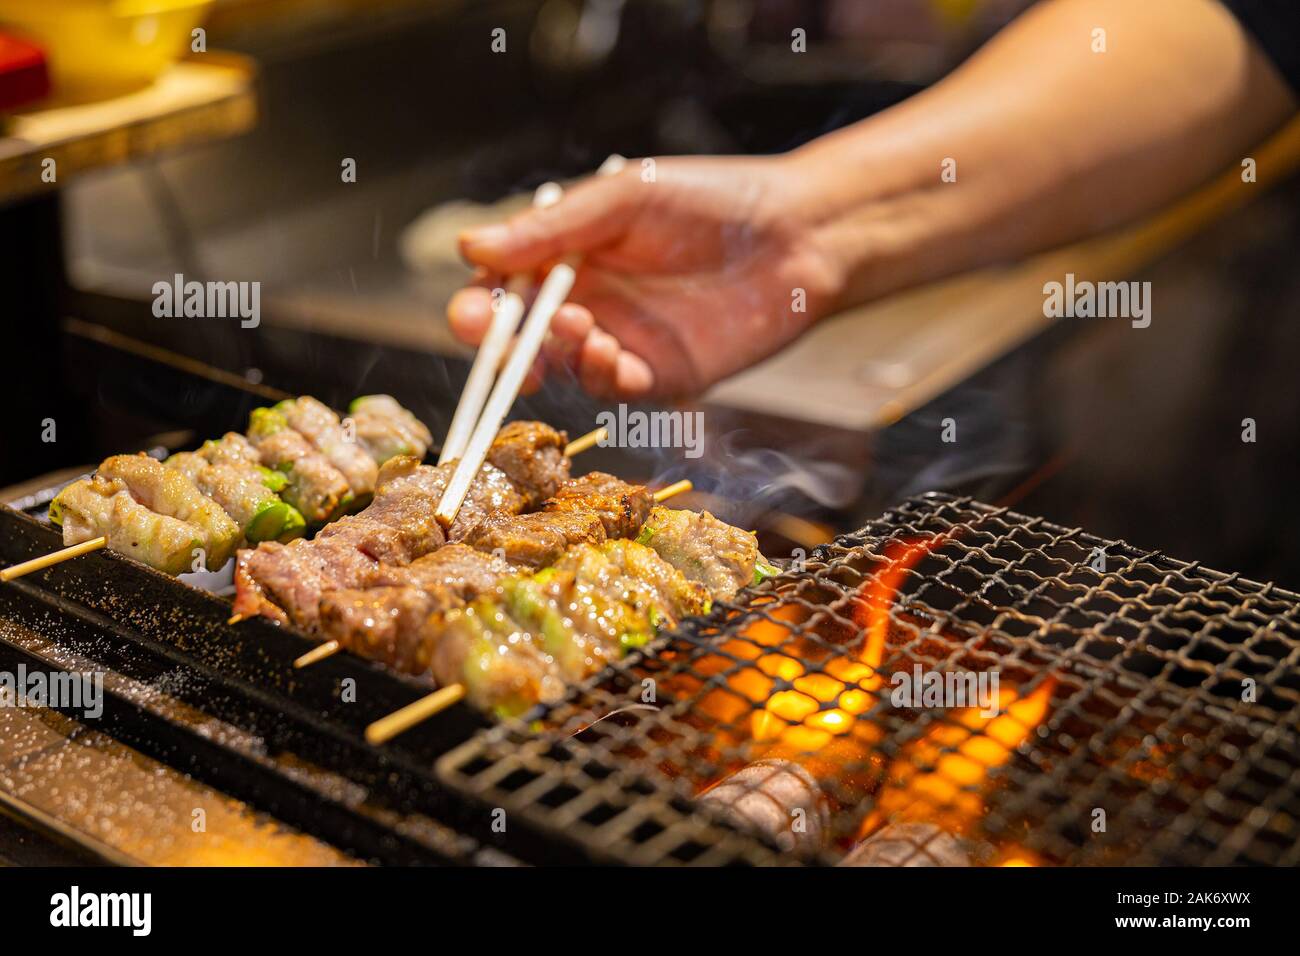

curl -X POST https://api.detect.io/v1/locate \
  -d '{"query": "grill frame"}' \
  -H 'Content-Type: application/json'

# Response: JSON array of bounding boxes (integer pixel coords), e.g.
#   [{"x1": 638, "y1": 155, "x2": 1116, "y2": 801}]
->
[{"x1": 437, "y1": 492, "x2": 1300, "y2": 867}]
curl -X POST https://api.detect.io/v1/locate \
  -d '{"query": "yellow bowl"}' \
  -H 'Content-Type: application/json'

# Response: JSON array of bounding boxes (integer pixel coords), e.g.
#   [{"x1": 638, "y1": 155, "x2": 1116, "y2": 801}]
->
[{"x1": 0, "y1": 0, "x2": 214, "y2": 95}]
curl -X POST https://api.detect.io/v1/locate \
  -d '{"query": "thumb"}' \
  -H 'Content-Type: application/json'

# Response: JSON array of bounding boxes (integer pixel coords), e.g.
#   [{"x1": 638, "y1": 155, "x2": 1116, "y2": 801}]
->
[{"x1": 458, "y1": 170, "x2": 640, "y2": 274}]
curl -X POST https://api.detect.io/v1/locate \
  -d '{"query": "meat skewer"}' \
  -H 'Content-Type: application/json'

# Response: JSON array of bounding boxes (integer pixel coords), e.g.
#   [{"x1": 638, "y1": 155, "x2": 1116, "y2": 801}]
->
[
  {"x1": 363, "y1": 492, "x2": 785, "y2": 743},
  {"x1": 230, "y1": 420, "x2": 567, "y2": 630},
  {"x1": 3, "y1": 394, "x2": 432, "y2": 582},
  {"x1": 233, "y1": 422, "x2": 623, "y2": 634},
  {"x1": 292, "y1": 464, "x2": 661, "y2": 667},
  {"x1": 313, "y1": 474, "x2": 672, "y2": 665}
]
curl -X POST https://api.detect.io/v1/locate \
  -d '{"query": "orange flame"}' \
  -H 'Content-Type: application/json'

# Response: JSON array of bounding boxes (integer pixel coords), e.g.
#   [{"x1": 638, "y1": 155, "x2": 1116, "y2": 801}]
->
[
  {"x1": 858, "y1": 678, "x2": 1057, "y2": 840},
  {"x1": 749, "y1": 536, "x2": 945, "y2": 752}
]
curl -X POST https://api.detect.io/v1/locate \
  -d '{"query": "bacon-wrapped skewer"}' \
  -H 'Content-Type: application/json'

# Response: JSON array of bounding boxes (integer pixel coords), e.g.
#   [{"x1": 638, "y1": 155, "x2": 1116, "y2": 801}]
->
[{"x1": 41, "y1": 395, "x2": 430, "y2": 577}]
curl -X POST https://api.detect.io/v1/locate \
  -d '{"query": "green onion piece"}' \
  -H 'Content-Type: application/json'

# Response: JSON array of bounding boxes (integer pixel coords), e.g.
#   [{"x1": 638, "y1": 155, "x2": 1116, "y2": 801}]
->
[
  {"x1": 619, "y1": 630, "x2": 652, "y2": 652},
  {"x1": 245, "y1": 500, "x2": 286, "y2": 542},
  {"x1": 47, "y1": 495, "x2": 63, "y2": 527},
  {"x1": 245, "y1": 500, "x2": 306, "y2": 543},
  {"x1": 257, "y1": 466, "x2": 288, "y2": 493},
  {"x1": 248, "y1": 407, "x2": 287, "y2": 438},
  {"x1": 635, "y1": 524, "x2": 657, "y2": 546},
  {"x1": 279, "y1": 505, "x2": 306, "y2": 541},
  {"x1": 752, "y1": 560, "x2": 781, "y2": 586}
]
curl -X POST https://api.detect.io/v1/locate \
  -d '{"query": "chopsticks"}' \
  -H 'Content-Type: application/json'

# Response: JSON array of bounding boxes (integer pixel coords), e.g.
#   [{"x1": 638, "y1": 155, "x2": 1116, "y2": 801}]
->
[
  {"x1": 434, "y1": 154, "x2": 626, "y2": 529},
  {"x1": 436, "y1": 182, "x2": 565, "y2": 465}
]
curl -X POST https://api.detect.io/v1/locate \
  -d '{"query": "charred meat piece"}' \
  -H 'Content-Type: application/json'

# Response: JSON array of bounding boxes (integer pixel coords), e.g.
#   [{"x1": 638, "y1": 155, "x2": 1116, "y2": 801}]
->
[
  {"x1": 348, "y1": 394, "x2": 433, "y2": 464},
  {"x1": 317, "y1": 546, "x2": 520, "y2": 671},
  {"x1": 463, "y1": 511, "x2": 606, "y2": 567},
  {"x1": 232, "y1": 536, "x2": 380, "y2": 631},
  {"x1": 542, "y1": 472, "x2": 653, "y2": 539},
  {"x1": 485, "y1": 420, "x2": 569, "y2": 507},
  {"x1": 233, "y1": 457, "x2": 525, "y2": 628},
  {"x1": 367, "y1": 543, "x2": 519, "y2": 596},
  {"x1": 637, "y1": 506, "x2": 762, "y2": 600},
  {"x1": 319, "y1": 585, "x2": 460, "y2": 674},
  {"x1": 375, "y1": 456, "x2": 524, "y2": 543}
]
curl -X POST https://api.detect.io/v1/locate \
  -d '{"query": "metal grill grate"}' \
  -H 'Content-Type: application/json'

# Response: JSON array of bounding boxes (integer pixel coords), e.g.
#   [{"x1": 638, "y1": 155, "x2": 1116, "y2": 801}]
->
[{"x1": 438, "y1": 492, "x2": 1300, "y2": 866}]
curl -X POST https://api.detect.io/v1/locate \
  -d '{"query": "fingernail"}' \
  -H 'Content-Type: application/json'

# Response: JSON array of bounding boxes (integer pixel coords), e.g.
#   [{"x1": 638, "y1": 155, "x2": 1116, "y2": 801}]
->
[{"x1": 460, "y1": 224, "x2": 510, "y2": 249}]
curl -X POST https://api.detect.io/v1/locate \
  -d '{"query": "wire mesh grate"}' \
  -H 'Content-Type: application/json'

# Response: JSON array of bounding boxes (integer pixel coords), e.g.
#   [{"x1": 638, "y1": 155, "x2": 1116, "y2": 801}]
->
[{"x1": 437, "y1": 492, "x2": 1300, "y2": 866}]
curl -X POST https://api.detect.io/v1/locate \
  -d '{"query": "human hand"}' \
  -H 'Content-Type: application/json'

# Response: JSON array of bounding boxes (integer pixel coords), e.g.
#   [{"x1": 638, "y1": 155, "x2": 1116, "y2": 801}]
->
[{"x1": 449, "y1": 155, "x2": 844, "y2": 399}]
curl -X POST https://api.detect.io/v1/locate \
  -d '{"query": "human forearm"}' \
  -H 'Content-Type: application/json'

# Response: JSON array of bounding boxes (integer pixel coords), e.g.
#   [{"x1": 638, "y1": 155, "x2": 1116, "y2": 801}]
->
[{"x1": 785, "y1": 0, "x2": 1297, "y2": 310}]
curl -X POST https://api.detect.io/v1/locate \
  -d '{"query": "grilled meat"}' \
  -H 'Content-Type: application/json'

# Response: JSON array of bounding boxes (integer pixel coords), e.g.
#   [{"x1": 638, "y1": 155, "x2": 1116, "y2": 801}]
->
[
  {"x1": 553, "y1": 540, "x2": 711, "y2": 625},
  {"x1": 275, "y1": 396, "x2": 379, "y2": 500},
  {"x1": 463, "y1": 511, "x2": 606, "y2": 567},
  {"x1": 51, "y1": 475, "x2": 203, "y2": 576},
  {"x1": 318, "y1": 546, "x2": 519, "y2": 672},
  {"x1": 484, "y1": 420, "x2": 568, "y2": 506},
  {"x1": 374, "y1": 456, "x2": 524, "y2": 544},
  {"x1": 541, "y1": 471, "x2": 653, "y2": 539},
  {"x1": 198, "y1": 432, "x2": 261, "y2": 468},
  {"x1": 432, "y1": 597, "x2": 568, "y2": 719},
  {"x1": 638, "y1": 506, "x2": 761, "y2": 600},
  {"x1": 42, "y1": 397, "x2": 431, "y2": 577},
  {"x1": 248, "y1": 407, "x2": 353, "y2": 524},
  {"x1": 349, "y1": 394, "x2": 433, "y2": 464},
  {"x1": 326, "y1": 540, "x2": 706, "y2": 715},
  {"x1": 95, "y1": 455, "x2": 240, "y2": 570},
  {"x1": 233, "y1": 452, "x2": 530, "y2": 627},
  {"x1": 164, "y1": 452, "x2": 304, "y2": 544}
]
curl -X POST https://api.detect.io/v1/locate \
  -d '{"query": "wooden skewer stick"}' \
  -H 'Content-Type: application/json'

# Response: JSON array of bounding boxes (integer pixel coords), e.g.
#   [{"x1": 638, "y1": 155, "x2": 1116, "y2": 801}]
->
[
  {"x1": 1, "y1": 536, "x2": 107, "y2": 583},
  {"x1": 653, "y1": 479, "x2": 692, "y2": 502},
  {"x1": 435, "y1": 155, "x2": 627, "y2": 529},
  {"x1": 438, "y1": 183, "x2": 568, "y2": 465},
  {"x1": 563, "y1": 425, "x2": 607, "y2": 457},
  {"x1": 365, "y1": 684, "x2": 466, "y2": 744},
  {"x1": 363, "y1": 478, "x2": 695, "y2": 742},
  {"x1": 290, "y1": 431, "x2": 612, "y2": 668},
  {"x1": 227, "y1": 613, "x2": 245, "y2": 626},
  {"x1": 294, "y1": 639, "x2": 340, "y2": 668}
]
